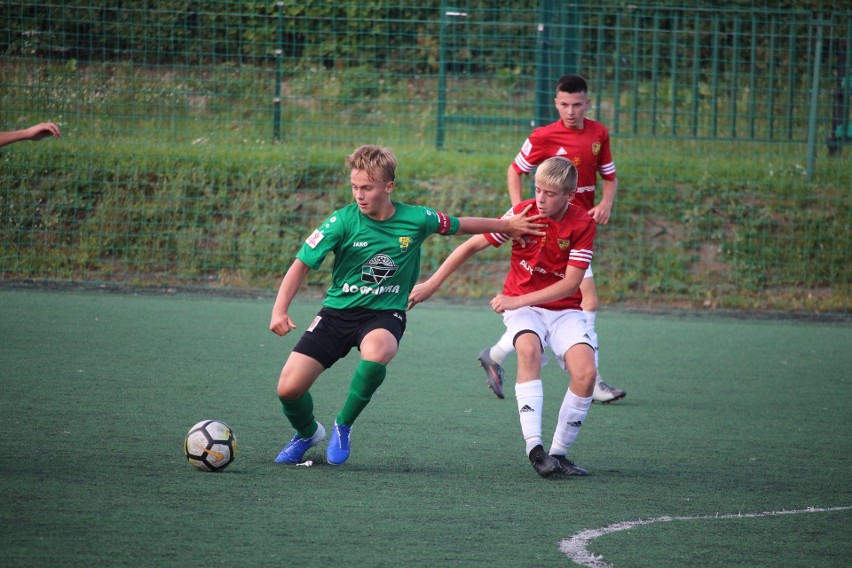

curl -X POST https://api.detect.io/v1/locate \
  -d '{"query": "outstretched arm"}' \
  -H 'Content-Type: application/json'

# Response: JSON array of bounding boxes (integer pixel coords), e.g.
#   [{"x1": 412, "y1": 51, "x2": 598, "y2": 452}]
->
[
  {"x1": 0, "y1": 122, "x2": 61, "y2": 148},
  {"x1": 408, "y1": 235, "x2": 491, "y2": 310},
  {"x1": 269, "y1": 259, "x2": 311, "y2": 336},
  {"x1": 456, "y1": 203, "x2": 544, "y2": 241}
]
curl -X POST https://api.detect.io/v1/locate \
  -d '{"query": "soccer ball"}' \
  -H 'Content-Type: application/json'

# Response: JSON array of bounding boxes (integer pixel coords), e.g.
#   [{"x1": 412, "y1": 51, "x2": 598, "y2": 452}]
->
[{"x1": 184, "y1": 419, "x2": 237, "y2": 472}]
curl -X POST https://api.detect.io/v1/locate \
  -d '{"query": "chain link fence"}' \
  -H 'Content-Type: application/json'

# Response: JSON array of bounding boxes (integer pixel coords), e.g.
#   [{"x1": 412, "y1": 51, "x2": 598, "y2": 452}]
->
[{"x1": 1, "y1": 1, "x2": 850, "y2": 314}]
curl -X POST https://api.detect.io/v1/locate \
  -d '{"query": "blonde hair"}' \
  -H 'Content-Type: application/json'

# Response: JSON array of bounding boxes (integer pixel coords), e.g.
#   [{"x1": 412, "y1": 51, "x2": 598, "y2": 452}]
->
[
  {"x1": 534, "y1": 156, "x2": 578, "y2": 195},
  {"x1": 345, "y1": 145, "x2": 397, "y2": 183}
]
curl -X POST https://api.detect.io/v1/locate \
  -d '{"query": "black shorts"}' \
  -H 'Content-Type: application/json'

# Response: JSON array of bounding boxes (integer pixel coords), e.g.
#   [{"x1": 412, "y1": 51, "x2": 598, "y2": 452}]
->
[{"x1": 292, "y1": 306, "x2": 407, "y2": 369}]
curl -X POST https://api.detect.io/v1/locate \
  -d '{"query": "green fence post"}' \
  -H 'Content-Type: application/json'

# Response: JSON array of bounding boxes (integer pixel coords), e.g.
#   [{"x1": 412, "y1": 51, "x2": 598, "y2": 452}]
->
[
  {"x1": 273, "y1": 1, "x2": 284, "y2": 142},
  {"x1": 594, "y1": 11, "x2": 605, "y2": 119},
  {"x1": 436, "y1": 4, "x2": 467, "y2": 149},
  {"x1": 711, "y1": 12, "x2": 720, "y2": 138},
  {"x1": 650, "y1": 10, "x2": 661, "y2": 136},
  {"x1": 631, "y1": 11, "x2": 640, "y2": 134},
  {"x1": 613, "y1": 11, "x2": 623, "y2": 134},
  {"x1": 845, "y1": 25, "x2": 852, "y2": 149},
  {"x1": 786, "y1": 22, "x2": 796, "y2": 140},
  {"x1": 806, "y1": 12, "x2": 827, "y2": 180},
  {"x1": 436, "y1": 1, "x2": 448, "y2": 149},
  {"x1": 731, "y1": 15, "x2": 740, "y2": 138},
  {"x1": 691, "y1": 11, "x2": 701, "y2": 136},
  {"x1": 828, "y1": 25, "x2": 852, "y2": 155},
  {"x1": 670, "y1": 11, "x2": 679, "y2": 136},
  {"x1": 561, "y1": 1, "x2": 580, "y2": 76},
  {"x1": 534, "y1": 0, "x2": 555, "y2": 128},
  {"x1": 767, "y1": 18, "x2": 777, "y2": 139},
  {"x1": 748, "y1": 13, "x2": 758, "y2": 139}
]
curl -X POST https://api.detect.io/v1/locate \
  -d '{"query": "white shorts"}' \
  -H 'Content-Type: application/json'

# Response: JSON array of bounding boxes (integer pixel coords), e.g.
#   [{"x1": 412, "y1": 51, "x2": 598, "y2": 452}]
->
[
  {"x1": 584, "y1": 264, "x2": 593, "y2": 279},
  {"x1": 502, "y1": 306, "x2": 592, "y2": 371}
]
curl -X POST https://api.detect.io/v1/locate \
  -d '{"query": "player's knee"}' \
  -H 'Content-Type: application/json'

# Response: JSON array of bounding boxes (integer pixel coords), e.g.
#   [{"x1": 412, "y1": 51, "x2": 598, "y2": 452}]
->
[
  {"x1": 359, "y1": 330, "x2": 398, "y2": 364},
  {"x1": 569, "y1": 367, "x2": 596, "y2": 397},
  {"x1": 276, "y1": 382, "x2": 297, "y2": 400},
  {"x1": 276, "y1": 371, "x2": 302, "y2": 400},
  {"x1": 565, "y1": 346, "x2": 596, "y2": 391},
  {"x1": 359, "y1": 345, "x2": 396, "y2": 365},
  {"x1": 575, "y1": 365, "x2": 596, "y2": 385},
  {"x1": 513, "y1": 331, "x2": 542, "y2": 360}
]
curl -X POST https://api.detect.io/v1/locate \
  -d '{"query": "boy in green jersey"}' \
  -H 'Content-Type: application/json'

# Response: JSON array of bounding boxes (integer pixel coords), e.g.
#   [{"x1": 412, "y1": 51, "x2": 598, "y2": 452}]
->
[{"x1": 271, "y1": 144, "x2": 545, "y2": 466}]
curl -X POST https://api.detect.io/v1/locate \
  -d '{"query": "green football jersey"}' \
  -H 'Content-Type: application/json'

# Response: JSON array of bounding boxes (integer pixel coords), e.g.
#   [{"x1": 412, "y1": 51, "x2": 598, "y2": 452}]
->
[{"x1": 296, "y1": 201, "x2": 461, "y2": 311}]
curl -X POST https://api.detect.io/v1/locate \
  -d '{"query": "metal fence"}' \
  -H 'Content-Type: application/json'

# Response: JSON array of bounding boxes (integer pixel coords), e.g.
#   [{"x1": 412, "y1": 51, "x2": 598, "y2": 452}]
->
[
  {"x1": 436, "y1": 3, "x2": 852, "y2": 165},
  {"x1": 1, "y1": 1, "x2": 850, "y2": 314}
]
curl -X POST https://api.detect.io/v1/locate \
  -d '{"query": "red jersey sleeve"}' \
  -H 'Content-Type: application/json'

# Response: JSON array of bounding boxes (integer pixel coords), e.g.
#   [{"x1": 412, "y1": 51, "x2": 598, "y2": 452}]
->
[
  {"x1": 596, "y1": 128, "x2": 616, "y2": 181},
  {"x1": 567, "y1": 214, "x2": 596, "y2": 270},
  {"x1": 511, "y1": 128, "x2": 550, "y2": 175}
]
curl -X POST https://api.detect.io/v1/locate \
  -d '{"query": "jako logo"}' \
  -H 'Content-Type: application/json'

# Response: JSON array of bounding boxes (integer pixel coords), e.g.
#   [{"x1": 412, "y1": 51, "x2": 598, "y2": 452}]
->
[{"x1": 353, "y1": 241, "x2": 369, "y2": 248}]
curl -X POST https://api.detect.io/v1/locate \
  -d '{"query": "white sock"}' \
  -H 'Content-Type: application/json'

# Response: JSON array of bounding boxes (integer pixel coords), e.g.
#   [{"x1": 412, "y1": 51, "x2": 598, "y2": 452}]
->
[
  {"x1": 583, "y1": 310, "x2": 600, "y2": 369},
  {"x1": 490, "y1": 329, "x2": 516, "y2": 365},
  {"x1": 515, "y1": 380, "x2": 543, "y2": 455},
  {"x1": 549, "y1": 389, "x2": 592, "y2": 455}
]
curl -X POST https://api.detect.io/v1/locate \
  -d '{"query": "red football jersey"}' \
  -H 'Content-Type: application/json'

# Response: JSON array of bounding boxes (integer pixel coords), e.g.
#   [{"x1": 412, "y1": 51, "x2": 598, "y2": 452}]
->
[
  {"x1": 511, "y1": 118, "x2": 615, "y2": 211},
  {"x1": 485, "y1": 199, "x2": 595, "y2": 311}
]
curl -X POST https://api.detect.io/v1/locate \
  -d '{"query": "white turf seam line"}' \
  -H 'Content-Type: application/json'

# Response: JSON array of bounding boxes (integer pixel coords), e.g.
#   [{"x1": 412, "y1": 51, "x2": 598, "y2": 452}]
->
[{"x1": 558, "y1": 506, "x2": 852, "y2": 568}]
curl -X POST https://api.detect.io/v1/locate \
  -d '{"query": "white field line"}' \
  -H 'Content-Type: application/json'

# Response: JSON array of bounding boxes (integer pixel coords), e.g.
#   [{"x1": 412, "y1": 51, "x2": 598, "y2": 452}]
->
[{"x1": 558, "y1": 506, "x2": 852, "y2": 568}]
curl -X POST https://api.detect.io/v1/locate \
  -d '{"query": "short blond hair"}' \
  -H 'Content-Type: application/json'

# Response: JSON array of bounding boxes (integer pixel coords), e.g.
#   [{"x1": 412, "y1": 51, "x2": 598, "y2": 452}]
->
[
  {"x1": 345, "y1": 145, "x2": 397, "y2": 183},
  {"x1": 534, "y1": 156, "x2": 578, "y2": 195}
]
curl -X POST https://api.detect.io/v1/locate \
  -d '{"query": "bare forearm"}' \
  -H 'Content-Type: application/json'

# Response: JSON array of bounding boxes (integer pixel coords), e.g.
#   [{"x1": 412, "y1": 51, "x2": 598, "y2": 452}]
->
[
  {"x1": 507, "y1": 166, "x2": 524, "y2": 206},
  {"x1": 514, "y1": 279, "x2": 580, "y2": 308},
  {"x1": 408, "y1": 237, "x2": 489, "y2": 309},
  {"x1": 588, "y1": 178, "x2": 618, "y2": 224},
  {"x1": 0, "y1": 131, "x2": 27, "y2": 148},
  {"x1": 456, "y1": 217, "x2": 511, "y2": 235},
  {"x1": 0, "y1": 123, "x2": 61, "y2": 148},
  {"x1": 500, "y1": 267, "x2": 586, "y2": 311},
  {"x1": 272, "y1": 260, "x2": 309, "y2": 316},
  {"x1": 599, "y1": 178, "x2": 617, "y2": 208},
  {"x1": 428, "y1": 237, "x2": 487, "y2": 287}
]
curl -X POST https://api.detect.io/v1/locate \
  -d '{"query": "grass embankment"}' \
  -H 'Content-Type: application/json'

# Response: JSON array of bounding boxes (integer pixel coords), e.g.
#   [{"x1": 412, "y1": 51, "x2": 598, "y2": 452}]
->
[
  {"x1": 3, "y1": 137, "x2": 848, "y2": 314},
  {"x1": 2, "y1": 62, "x2": 849, "y2": 313}
]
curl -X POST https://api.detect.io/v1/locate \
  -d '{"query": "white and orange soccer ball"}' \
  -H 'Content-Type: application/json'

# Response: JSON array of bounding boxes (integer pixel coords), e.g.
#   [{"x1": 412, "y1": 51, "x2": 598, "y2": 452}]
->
[{"x1": 184, "y1": 419, "x2": 237, "y2": 472}]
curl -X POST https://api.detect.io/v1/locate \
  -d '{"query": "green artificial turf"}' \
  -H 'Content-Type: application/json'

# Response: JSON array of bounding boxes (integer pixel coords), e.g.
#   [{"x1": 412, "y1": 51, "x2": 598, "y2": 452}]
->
[{"x1": 1, "y1": 288, "x2": 849, "y2": 567}]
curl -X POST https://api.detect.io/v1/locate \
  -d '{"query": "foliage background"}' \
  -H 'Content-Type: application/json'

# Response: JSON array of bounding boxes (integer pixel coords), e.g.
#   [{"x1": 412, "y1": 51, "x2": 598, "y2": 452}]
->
[{"x1": 1, "y1": 1, "x2": 850, "y2": 314}]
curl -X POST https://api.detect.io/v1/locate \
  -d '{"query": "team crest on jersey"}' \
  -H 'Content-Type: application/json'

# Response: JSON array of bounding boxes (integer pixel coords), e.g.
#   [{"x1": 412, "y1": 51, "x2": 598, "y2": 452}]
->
[
  {"x1": 557, "y1": 239, "x2": 571, "y2": 250},
  {"x1": 399, "y1": 236, "x2": 413, "y2": 252},
  {"x1": 361, "y1": 254, "x2": 399, "y2": 284},
  {"x1": 592, "y1": 142, "x2": 601, "y2": 156}
]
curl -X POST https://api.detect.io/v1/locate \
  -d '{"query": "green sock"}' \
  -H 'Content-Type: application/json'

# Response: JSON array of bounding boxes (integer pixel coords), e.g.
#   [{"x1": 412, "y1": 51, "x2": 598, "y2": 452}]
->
[
  {"x1": 280, "y1": 391, "x2": 318, "y2": 439},
  {"x1": 336, "y1": 360, "x2": 387, "y2": 426}
]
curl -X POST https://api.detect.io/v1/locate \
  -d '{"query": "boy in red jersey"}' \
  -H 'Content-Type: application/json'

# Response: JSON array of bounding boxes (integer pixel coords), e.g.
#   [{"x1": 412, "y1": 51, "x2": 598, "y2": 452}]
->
[
  {"x1": 477, "y1": 74, "x2": 625, "y2": 404},
  {"x1": 408, "y1": 157, "x2": 596, "y2": 478}
]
